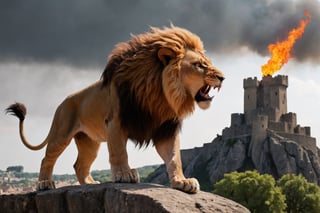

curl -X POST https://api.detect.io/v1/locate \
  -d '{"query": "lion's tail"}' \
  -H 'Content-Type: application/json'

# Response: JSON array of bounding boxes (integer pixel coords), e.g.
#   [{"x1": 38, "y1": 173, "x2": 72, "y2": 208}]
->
[{"x1": 6, "y1": 103, "x2": 48, "y2": 150}]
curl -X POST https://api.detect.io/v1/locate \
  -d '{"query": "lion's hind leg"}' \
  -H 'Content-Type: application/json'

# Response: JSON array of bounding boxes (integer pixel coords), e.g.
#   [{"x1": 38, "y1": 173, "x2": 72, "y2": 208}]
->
[
  {"x1": 74, "y1": 132, "x2": 100, "y2": 185},
  {"x1": 37, "y1": 134, "x2": 74, "y2": 191},
  {"x1": 37, "y1": 102, "x2": 78, "y2": 191}
]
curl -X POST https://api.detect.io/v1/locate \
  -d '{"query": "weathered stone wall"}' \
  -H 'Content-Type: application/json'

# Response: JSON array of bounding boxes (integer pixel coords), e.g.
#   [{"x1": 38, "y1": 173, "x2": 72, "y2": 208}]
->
[
  {"x1": 277, "y1": 132, "x2": 317, "y2": 154},
  {"x1": 0, "y1": 183, "x2": 250, "y2": 213}
]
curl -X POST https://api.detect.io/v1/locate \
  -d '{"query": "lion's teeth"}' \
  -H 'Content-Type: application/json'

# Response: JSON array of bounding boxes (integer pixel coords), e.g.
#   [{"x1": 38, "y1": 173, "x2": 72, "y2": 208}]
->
[
  {"x1": 214, "y1": 86, "x2": 221, "y2": 92},
  {"x1": 206, "y1": 85, "x2": 211, "y2": 93}
]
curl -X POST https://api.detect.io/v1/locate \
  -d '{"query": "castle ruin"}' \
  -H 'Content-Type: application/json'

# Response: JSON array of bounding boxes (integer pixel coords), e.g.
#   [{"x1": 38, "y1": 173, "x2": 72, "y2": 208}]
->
[{"x1": 222, "y1": 75, "x2": 317, "y2": 154}]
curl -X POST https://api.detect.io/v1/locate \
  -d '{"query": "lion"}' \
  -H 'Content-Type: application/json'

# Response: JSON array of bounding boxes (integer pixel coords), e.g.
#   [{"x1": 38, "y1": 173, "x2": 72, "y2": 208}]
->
[{"x1": 6, "y1": 26, "x2": 224, "y2": 193}]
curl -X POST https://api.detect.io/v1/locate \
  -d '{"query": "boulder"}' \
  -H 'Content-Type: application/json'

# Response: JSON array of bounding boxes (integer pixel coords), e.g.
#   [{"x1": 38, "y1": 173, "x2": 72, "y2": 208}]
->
[{"x1": 0, "y1": 183, "x2": 249, "y2": 213}]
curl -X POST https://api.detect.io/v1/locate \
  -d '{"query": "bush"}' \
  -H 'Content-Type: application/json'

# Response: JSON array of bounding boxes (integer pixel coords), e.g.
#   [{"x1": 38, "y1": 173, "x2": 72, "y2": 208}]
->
[
  {"x1": 214, "y1": 170, "x2": 286, "y2": 213},
  {"x1": 277, "y1": 174, "x2": 320, "y2": 213}
]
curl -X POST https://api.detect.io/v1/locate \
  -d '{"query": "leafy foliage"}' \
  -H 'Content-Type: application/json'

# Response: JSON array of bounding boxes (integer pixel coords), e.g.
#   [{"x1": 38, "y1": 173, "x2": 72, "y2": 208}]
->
[
  {"x1": 53, "y1": 174, "x2": 77, "y2": 182},
  {"x1": 214, "y1": 170, "x2": 286, "y2": 213},
  {"x1": 91, "y1": 170, "x2": 112, "y2": 182},
  {"x1": 91, "y1": 165, "x2": 160, "y2": 183},
  {"x1": 138, "y1": 165, "x2": 160, "y2": 181},
  {"x1": 13, "y1": 172, "x2": 38, "y2": 179},
  {"x1": 277, "y1": 174, "x2": 320, "y2": 213}
]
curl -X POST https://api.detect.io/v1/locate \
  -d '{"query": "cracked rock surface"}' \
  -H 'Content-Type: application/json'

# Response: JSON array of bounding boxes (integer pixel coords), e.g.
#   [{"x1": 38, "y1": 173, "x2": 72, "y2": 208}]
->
[{"x1": 0, "y1": 183, "x2": 249, "y2": 213}]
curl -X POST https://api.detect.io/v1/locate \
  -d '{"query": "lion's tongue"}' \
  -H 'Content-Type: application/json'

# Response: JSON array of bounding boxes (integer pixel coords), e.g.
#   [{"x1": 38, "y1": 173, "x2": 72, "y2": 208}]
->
[{"x1": 200, "y1": 89, "x2": 211, "y2": 99}]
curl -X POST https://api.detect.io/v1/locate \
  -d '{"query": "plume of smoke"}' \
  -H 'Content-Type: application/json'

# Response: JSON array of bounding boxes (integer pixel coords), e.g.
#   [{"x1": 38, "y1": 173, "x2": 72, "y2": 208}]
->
[{"x1": 0, "y1": 0, "x2": 319, "y2": 67}]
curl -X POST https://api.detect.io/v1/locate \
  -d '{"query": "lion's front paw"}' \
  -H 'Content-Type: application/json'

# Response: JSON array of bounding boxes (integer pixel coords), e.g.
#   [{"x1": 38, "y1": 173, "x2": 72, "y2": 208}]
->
[
  {"x1": 37, "y1": 180, "x2": 56, "y2": 191},
  {"x1": 113, "y1": 168, "x2": 140, "y2": 183},
  {"x1": 83, "y1": 175, "x2": 100, "y2": 184},
  {"x1": 172, "y1": 177, "x2": 200, "y2": 193}
]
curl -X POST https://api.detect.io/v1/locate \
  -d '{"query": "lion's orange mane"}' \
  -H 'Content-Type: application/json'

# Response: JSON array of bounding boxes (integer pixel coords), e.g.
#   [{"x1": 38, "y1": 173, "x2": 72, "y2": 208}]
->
[{"x1": 101, "y1": 26, "x2": 205, "y2": 146}]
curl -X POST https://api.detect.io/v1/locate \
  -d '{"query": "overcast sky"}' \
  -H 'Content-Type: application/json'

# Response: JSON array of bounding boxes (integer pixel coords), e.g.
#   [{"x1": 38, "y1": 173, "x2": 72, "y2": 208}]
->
[{"x1": 1, "y1": 0, "x2": 320, "y2": 174}]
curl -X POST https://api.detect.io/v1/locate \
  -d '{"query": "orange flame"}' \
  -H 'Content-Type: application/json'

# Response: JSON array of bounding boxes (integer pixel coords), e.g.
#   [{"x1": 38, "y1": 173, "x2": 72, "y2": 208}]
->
[{"x1": 261, "y1": 11, "x2": 311, "y2": 76}]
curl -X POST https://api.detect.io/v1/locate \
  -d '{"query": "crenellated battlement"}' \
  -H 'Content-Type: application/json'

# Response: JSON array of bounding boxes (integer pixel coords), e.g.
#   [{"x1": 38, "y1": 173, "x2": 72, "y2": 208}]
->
[
  {"x1": 261, "y1": 75, "x2": 288, "y2": 87},
  {"x1": 243, "y1": 77, "x2": 259, "y2": 89}
]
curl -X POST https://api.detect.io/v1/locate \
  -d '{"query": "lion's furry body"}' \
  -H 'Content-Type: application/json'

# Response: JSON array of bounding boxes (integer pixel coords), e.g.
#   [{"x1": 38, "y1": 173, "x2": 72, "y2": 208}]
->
[{"x1": 7, "y1": 26, "x2": 224, "y2": 193}]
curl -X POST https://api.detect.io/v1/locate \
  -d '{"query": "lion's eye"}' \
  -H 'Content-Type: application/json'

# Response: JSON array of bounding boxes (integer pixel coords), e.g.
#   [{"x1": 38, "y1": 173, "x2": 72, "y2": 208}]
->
[{"x1": 193, "y1": 62, "x2": 207, "y2": 69}]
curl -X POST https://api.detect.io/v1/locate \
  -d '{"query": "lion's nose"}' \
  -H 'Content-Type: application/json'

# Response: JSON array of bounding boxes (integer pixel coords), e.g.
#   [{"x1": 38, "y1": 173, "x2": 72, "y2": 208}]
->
[{"x1": 217, "y1": 76, "x2": 225, "y2": 82}]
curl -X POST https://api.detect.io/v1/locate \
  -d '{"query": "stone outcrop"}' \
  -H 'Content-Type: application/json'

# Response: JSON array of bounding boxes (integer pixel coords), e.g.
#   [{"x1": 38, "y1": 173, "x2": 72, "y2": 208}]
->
[
  {"x1": 147, "y1": 135, "x2": 320, "y2": 190},
  {"x1": 0, "y1": 183, "x2": 249, "y2": 213}
]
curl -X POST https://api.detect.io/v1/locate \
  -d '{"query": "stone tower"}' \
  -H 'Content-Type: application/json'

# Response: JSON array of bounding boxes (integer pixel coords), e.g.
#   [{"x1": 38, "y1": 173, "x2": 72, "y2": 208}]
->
[
  {"x1": 222, "y1": 75, "x2": 317, "y2": 154},
  {"x1": 243, "y1": 75, "x2": 288, "y2": 124}
]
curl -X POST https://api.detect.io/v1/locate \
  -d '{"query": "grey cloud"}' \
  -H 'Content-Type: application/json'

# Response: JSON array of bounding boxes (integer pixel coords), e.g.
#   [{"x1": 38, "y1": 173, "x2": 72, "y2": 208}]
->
[{"x1": 0, "y1": 0, "x2": 319, "y2": 68}]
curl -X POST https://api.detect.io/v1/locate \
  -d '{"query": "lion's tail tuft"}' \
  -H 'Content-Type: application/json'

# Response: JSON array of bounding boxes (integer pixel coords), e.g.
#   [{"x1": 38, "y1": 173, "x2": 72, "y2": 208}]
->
[
  {"x1": 6, "y1": 102, "x2": 27, "y2": 121},
  {"x1": 6, "y1": 102, "x2": 47, "y2": 150}
]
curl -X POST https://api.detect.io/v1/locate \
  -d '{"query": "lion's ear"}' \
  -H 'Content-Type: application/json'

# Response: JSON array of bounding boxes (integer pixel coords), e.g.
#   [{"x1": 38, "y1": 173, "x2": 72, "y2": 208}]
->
[{"x1": 157, "y1": 48, "x2": 176, "y2": 66}]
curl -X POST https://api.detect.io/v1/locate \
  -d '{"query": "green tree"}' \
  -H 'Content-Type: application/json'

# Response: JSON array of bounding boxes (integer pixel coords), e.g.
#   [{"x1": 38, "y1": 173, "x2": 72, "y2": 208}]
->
[
  {"x1": 214, "y1": 171, "x2": 286, "y2": 213},
  {"x1": 6, "y1": 166, "x2": 24, "y2": 173},
  {"x1": 277, "y1": 174, "x2": 320, "y2": 213}
]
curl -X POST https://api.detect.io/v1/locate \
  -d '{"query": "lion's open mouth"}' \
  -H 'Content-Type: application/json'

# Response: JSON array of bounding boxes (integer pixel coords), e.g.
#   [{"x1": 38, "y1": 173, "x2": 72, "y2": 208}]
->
[{"x1": 195, "y1": 84, "x2": 220, "y2": 102}]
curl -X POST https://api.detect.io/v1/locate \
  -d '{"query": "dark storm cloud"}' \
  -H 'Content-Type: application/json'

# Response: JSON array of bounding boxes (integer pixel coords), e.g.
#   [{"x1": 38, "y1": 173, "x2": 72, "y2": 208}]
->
[{"x1": 0, "y1": 0, "x2": 319, "y2": 67}]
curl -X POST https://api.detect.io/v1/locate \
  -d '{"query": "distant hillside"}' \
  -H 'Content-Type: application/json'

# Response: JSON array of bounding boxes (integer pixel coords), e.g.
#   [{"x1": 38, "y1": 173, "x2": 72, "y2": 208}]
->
[{"x1": 0, "y1": 165, "x2": 159, "y2": 194}]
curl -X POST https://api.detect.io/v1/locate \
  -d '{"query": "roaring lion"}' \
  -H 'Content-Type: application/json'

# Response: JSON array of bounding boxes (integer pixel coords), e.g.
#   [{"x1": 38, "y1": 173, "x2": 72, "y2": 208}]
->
[{"x1": 6, "y1": 26, "x2": 224, "y2": 193}]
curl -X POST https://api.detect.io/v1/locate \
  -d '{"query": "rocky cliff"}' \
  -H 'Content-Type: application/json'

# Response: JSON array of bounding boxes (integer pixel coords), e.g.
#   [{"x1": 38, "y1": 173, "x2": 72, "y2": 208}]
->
[
  {"x1": 0, "y1": 183, "x2": 249, "y2": 213},
  {"x1": 146, "y1": 133, "x2": 320, "y2": 191}
]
